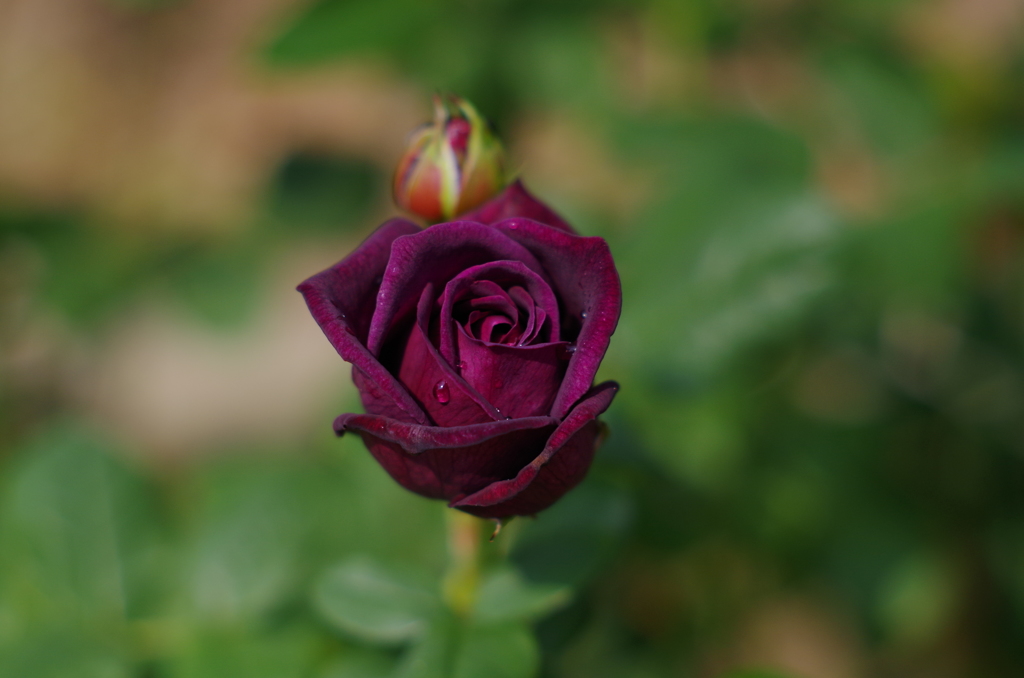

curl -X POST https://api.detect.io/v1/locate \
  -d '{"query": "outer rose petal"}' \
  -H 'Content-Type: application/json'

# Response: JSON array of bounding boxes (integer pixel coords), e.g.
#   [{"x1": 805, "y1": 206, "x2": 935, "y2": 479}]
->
[
  {"x1": 495, "y1": 218, "x2": 622, "y2": 420},
  {"x1": 297, "y1": 219, "x2": 429, "y2": 424},
  {"x1": 367, "y1": 221, "x2": 548, "y2": 357},
  {"x1": 335, "y1": 414, "x2": 556, "y2": 502},
  {"x1": 461, "y1": 180, "x2": 576, "y2": 234},
  {"x1": 452, "y1": 381, "x2": 618, "y2": 518}
]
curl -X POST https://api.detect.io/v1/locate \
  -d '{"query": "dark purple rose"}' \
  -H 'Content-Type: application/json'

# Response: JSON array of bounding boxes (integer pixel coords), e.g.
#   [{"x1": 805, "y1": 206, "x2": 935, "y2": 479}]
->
[{"x1": 298, "y1": 181, "x2": 620, "y2": 519}]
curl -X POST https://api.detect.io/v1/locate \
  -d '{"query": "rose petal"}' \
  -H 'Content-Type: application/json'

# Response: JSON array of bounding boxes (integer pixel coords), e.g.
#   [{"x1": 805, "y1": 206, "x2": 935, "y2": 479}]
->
[
  {"x1": 456, "y1": 326, "x2": 566, "y2": 419},
  {"x1": 438, "y1": 260, "x2": 560, "y2": 364},
  {"x1": 368, "y1": 222, "x2": 548, "y2": 358},
  {"x1": 397, "y1": 284, "x2": 503, "y2": 426},
  {"x1": 495, "y1": 219, "x2": 621, "y2": 420},
  {"x1": 451, "y1": 381, "x2": 618, "y2": 518},
  {"x1": 335, "y1": 413, "x2": 556, "y2": 501},
  {"x1": 506, "y1": 286, "x2": 538, "y2": 344},
  {"x1": 461, "y1": 180, "x2": 575, "y2": 234},
  {"x1": 297, "y1": 219, "x2": 429, "y2": 424}
]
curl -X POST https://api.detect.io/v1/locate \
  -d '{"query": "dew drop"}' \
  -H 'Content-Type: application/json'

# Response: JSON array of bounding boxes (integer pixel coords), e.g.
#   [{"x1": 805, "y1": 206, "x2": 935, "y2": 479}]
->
[
  {"x1": 456, "y1": 360, "x2": 468, "y2": 370},
  {"x1": 559, "y1": 344, "x2": 577, "y2": 360},
  {"x1": 508, "y1": 221, "x2": 519, "y2": 230},
  {"x1": 433, "y1": 380, "x2": 451, "y2": 404},
  {"x1": 580, "y1": 310, "x2": 588, "y2": 319}
]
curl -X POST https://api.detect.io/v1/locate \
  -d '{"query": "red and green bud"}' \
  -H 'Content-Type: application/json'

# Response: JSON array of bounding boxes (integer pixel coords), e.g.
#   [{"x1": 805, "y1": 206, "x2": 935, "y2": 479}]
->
[{"x1": 393, "y1": 95, "x2": 506, "y2": 223}]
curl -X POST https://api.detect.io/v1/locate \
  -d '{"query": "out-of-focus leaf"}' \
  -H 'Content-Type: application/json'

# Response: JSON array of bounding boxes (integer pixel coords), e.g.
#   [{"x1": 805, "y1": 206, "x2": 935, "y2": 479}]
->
[
  {"x1": 473, "y1": 567, "x2": 571, "y2": 624},
  {"x1": 452, "y1": 623, "x2": 539, "y2": 678},
  {"x1": 611, "y1": 117, "x2": 839, "y2": 382},
  {"x1": 618, "y1": 190, "x2": 838, "y2": 380},
  {"x1": 183, "y1": 464, "x2": 309, "y2": 624},
  {"x1": 821, "y1": 52, "x2": 938, "y2": 157},
  {"x1": 394, "y1": 613, "x2": 456, "y2": 678},
  {"x1": 503, "y1": 23, "x2": 610, "y2": 111},
  {"x1": 302, "y1": 432, "x2": 448, "y2": 575},
  {"x1": 852, "y1": 201, "x2": 965, "y2": 308},
  {"x1": 266, "y1": 0, "x2": 445, "y2": 65},
  {"x1": 622, "y1": 383, "x2": 747, "y2": 492},
  {"x1": 320, "y1": 647, "x2": 397, "y2": 678},
  {"x1": 511, "y1": 479, "x2": 632, "y2": 587},
  {"x1": 0, "y1": 632, "x2": 132, "y2": 678},
  {"x1": 314, "y1": 556, "x2": 441, "y2": 644},
  {"x1": 0, "y1": 423, "x2": 165, "y2": 628},
  {"x1": 168, "y1": 628, "x2": 316, "y2": 678}
]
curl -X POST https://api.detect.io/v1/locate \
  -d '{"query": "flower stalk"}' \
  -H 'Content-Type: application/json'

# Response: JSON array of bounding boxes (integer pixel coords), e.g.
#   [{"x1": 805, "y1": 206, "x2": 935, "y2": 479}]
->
[{"x1": 442, "y1": 509, "x2": 487, "y2": 617}]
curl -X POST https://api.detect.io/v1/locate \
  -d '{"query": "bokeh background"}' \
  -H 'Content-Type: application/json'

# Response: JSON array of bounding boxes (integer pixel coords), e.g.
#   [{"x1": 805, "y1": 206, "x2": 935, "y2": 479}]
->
[{"x1": 2, "y1": 0, "x2": 1024, "y2": 676}]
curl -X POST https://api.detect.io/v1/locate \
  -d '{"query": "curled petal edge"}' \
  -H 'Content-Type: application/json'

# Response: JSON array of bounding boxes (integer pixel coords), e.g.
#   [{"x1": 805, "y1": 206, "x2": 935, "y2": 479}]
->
[
  {"x1": 493, "y1": 219, "x2": 622, "y2": 421},
  {"x1": 450, "y1": 380, "x2": 618, "y2": 514},
  {"x1": 367, "y1": 220, "x2": 547, "y2": 357},
  {"x1": 297, "y1": 218, "x2": 429, "y2": 424},
  {"x1": 334, "y1": 412, "x2": 556, "y2": 454}
]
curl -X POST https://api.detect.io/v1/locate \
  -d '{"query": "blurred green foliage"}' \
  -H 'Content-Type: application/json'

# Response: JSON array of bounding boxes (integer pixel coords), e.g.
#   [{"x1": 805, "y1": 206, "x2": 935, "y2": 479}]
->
[{"x1": 4, "y1": 0, "x2": 1024, "y2": 676}]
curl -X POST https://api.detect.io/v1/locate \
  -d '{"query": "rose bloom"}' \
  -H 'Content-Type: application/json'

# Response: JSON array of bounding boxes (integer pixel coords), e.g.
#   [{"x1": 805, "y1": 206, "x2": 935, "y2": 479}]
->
[{"x1": 298, "y1": 182, "x2": 620, "y2": 519}]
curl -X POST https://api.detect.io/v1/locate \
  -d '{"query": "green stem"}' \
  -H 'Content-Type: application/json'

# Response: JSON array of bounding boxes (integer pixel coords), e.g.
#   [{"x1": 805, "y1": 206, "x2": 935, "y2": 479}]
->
[{"x1": 442, "y1": 510, "x2": 485, "y2": 617}]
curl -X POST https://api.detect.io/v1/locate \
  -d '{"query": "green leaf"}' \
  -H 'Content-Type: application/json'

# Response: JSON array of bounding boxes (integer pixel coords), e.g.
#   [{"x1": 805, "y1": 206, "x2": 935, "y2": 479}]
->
[
  {"x1": 314, "y1": 556, "x2": 441, "y2": 644},
  {"x1": 617, "y1": 190, "x2": 838, "y2": 380},
  {"x1": 473, "y1": 567, "x2": 571, "y2": 624},
  {"x1": 394, "y1": 614, "x2": 457, "y2": 678},
  {"x1": 265, "y1": 0, "x2": 445, "y2": 65},
  {"x1": 452, "y1": 623, "x2": 539, "y2": 678},
  {"x1": 0, "y1": 423, "x2": 165, "y2": 629},
  {"x1": 0, "y1": 632, "x2": 133, "y2": 678},
  {"x1": 169, "y1": 628, "x2": 316, "y2": 678},
  {"x1": 320, "y1": 647, "x2": 397, "y2": 678},
  {"x1": 184, "y1": 464, "x2": 309, "y2": 624},
  {"x1": 511, "y1": 479, "x2": 632, "y2": 587}
]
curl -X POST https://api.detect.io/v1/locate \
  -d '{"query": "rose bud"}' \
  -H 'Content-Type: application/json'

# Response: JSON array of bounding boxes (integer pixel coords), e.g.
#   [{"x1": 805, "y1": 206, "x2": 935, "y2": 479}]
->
[
  {"x1": 393, "y1": 94, "x2": 507, "y2": 223},
  {"x1": 298, "y1": 181, "x2": 620, "y2": 519}
]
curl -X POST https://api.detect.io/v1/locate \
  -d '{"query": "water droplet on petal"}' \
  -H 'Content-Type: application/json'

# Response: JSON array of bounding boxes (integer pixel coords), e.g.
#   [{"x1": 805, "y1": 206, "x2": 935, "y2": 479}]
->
[
  {"x1": 456, "y1": 360, "x2": 468, "y2": 370},
  {"x1": 433, "y1": 380, "x2": 450, "y2": 404},
  {"x1": 508, "y1": 221, "x2": 518, "y2": 230},
  {"x1": 559, "y1": 344, "x2": 577, "y2": 360},
  {"x1": 580, "y1": 310, "x2": 588, "y2": 319}
]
